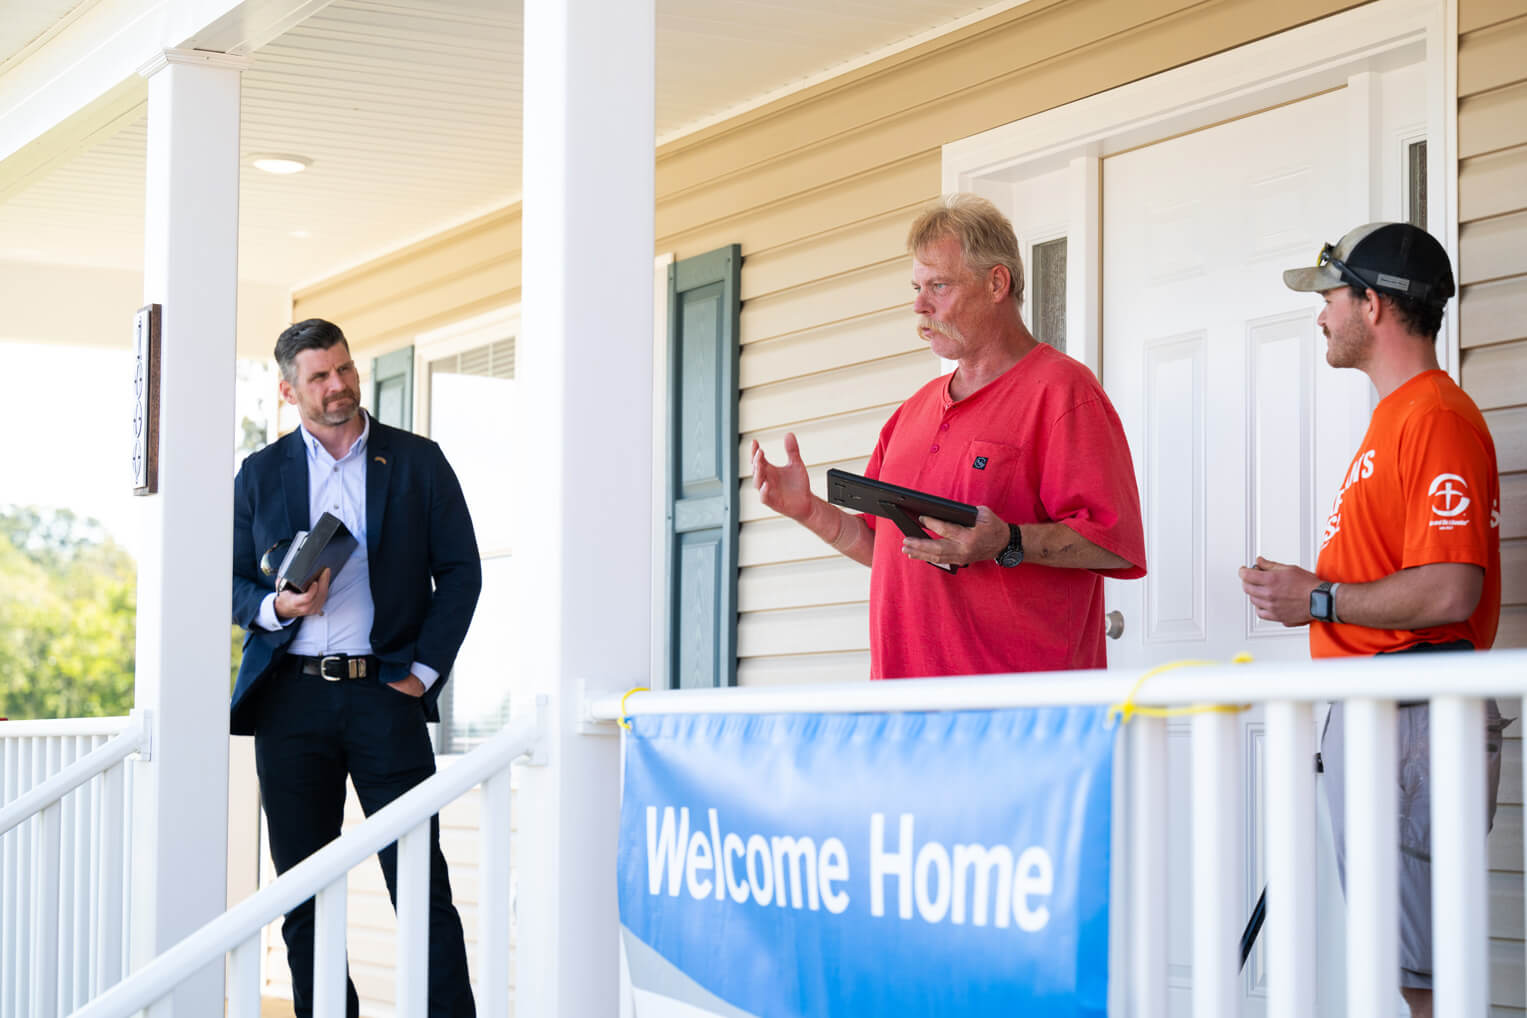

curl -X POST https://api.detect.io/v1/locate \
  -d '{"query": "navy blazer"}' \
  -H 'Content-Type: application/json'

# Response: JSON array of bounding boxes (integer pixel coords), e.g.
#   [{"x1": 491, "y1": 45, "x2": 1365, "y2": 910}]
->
[{"x1": 230, "y1": 418, "x2": 482, "y2": 736}]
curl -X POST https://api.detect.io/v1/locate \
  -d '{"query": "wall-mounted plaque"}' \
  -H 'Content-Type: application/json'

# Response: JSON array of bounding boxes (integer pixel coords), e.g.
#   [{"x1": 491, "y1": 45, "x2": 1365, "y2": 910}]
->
[{"x1": 132, "y1": 303, "x2": 161, "y2": 495}]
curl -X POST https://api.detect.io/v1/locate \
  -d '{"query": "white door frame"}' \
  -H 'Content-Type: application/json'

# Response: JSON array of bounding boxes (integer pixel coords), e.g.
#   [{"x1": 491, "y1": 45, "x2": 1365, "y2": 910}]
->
[{"x1": 941, "y1": 0, "x2": 1458, "y2": 377}]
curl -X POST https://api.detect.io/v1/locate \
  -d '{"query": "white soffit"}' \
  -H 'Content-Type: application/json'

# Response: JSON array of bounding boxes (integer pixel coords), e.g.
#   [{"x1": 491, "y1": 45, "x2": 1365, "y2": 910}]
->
[{"x1": 0, "y1": 0, "x2": 1016, "y2": 289}]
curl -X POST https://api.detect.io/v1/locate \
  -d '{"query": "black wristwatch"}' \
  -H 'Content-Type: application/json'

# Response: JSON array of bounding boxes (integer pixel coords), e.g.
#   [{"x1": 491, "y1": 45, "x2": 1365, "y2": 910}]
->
[
  {"x1": 996, "y1": 523, "x2": 1024, "y2": 568},
  {"x1": 1309, "y1": 581, "x2": 1341, "y2": 623}
]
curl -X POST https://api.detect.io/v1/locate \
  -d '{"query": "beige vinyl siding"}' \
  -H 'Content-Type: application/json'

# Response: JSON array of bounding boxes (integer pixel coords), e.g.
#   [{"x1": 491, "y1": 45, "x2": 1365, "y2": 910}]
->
[
  {"x1": 294, "y1": 207, "x2": 522, "y2": 354},
  {"x1": 1460, "y1": 2, "x2": 1527, "y2": 1012}
]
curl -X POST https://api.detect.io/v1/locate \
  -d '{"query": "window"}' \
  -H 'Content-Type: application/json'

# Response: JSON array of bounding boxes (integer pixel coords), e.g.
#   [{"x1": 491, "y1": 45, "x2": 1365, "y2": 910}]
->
[
  {"x1": 427, "y1": 337, "x2": 516, "y2": 752},
  {"x1": 1030, "y1": 237, "x2": 1068, "y2": 353},
  {"x1": 1406, "y1": 139, "x2": 1427, "y2": 230}
]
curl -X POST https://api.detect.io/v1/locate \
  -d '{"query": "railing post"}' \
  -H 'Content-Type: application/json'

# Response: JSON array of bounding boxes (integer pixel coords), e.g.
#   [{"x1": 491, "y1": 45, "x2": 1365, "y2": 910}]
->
[
  {"x1": 1129, "y1": 715, "x2": 1168, "y2": 1018},
  {"x1": 395, "y1": 822, "x2": 432, "y2": 1016},
  {"x1": 1264, "y1": 700, "x2": 1316, "y2": 1018},
  {"x1": 1191, "y1": 710, "x2": 1241, "y2": 1018},
  {"x1": 1430, "y1": 695, "x2": 1487, "y2": 1017},
  {"x1": 479, "y1": 769, "x2": 514, "y2": 1016},
  {"x1": 1343, "y1": 698, "x2": 1397, "y2": 1018}
]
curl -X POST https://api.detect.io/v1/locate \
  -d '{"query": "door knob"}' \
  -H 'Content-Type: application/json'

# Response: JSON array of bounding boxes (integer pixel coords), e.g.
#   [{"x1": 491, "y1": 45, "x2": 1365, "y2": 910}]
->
[{"x1": 1105, "y1": 610, "x2": 1125, "y2": 640}]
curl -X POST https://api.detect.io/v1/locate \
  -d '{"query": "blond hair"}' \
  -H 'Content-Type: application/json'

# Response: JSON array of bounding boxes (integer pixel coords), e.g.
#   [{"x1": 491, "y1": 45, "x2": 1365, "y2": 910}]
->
[{"x1": 906, "y1": 194, "x2": 1025, "y2": 305}]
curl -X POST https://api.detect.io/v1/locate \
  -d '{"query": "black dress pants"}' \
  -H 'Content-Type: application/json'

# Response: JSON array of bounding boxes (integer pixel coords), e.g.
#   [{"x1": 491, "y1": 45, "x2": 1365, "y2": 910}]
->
[{"x1": 253, "y1": 662, "x2": 476, "y2": 1018}]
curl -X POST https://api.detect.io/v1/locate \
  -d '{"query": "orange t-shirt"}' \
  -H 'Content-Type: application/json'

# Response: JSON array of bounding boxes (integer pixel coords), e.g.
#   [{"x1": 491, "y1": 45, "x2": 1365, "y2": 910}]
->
[{"x1": 1311, "y1": 370, "x2": 1501, "y2": 658}]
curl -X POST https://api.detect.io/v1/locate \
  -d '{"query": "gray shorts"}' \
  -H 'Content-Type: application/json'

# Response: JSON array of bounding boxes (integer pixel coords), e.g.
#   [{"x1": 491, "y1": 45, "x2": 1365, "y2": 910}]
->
[{"x1": 1322, "y1": 698, "x2": 1507, "y2": 989}]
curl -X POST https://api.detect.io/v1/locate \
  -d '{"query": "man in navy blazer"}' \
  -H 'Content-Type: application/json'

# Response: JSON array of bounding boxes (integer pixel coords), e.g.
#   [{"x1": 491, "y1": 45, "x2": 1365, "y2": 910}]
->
[{"x1": 232, "y1": 318, "x2": 481, "y2": 1018}]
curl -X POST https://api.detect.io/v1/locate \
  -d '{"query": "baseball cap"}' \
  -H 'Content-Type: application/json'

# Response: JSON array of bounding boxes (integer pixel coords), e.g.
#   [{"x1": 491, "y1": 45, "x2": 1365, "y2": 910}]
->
[{"x1": 1283, "y1": 222, "x2": 1455, "y2": 308}]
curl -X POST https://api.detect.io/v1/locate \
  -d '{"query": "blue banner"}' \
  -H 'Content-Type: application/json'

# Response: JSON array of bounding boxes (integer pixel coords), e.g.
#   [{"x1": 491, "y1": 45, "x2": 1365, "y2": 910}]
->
[{"x1": 618, "y1": 706, "x2": 1115, "y2": 1017}]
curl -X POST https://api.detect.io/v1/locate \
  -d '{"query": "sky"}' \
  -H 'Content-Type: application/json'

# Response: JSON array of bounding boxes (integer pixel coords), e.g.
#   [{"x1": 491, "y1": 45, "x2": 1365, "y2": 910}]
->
[
  {"x1": 2, "y1": 341, "x2": 275, "y2": 557},
  {"x1": 3, "y1": 342, "x2": 142, "y2": 552}
]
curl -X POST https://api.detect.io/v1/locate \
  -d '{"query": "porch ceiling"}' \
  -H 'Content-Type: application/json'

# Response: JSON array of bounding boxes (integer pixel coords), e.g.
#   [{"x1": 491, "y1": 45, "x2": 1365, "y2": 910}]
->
[{"x1": 0, "y1": 0, "x2": 1009, "y2": 292}]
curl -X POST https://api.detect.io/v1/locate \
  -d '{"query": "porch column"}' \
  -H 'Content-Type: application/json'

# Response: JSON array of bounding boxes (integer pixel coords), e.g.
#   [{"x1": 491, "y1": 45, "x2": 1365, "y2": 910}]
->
[
  {"x1": 130, "y1": 49, "x2": 246, "y2": 1015},
  {"x1": 516, "y1": 0, "x2": 655, "y2": 1012}
]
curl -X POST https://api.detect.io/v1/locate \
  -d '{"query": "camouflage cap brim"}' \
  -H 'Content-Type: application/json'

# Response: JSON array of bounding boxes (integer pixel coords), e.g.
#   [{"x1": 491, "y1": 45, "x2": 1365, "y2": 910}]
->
[{"x1": 1282, "y1": 264, "x2": 1346, "y2": 293}]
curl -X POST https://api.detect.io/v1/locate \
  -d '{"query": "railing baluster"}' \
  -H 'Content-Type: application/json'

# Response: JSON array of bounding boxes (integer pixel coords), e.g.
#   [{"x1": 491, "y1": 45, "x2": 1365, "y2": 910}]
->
[
  {"x1": 35, "y1": 800, "x2": 62, "y2": 1018},
  {"x1": 89, "y1": 750, "x2": 105, "y2": 1000},
  {"x1": 2, "y1": 736, "x2": 16, "y2": 1016},
  {"x1": 1128, "y1": 716, "x2": 1167, "y2": 1018},
  {"x1": 1191, "y1": 710, "x2": 1241, "y2": 1018},
  {"x1": 228, "y1": 934, "x2": 264, "y2": 1018},
  {"x1": 1343, "y1": 698, "x2": 1397, "y2": 1018},
  {"x1": 1264, "y1": 700, "x2": 1316, "y2": 1018},
  {"x1": 480, "y1": 769, "x2": 514, "y2": 1017},
  {"x1": 1430, "y1": 695, "x2": 1487, "y2": 1017},
  {"x1": 313, "y1": 877, "x2": 349, "y2": 1018},
  {"x1": 72, "y1": 737, "x2": 94, "y2": 1009},
  {"x1": 58, "y1": 737, "x2": 78, "y2": 1013},
  {"x1": 396, "y1": 821, "x2": 433, "y2": 1016},
  {"x1": 98, "y1": 758, "x2": 126, "y2": 992},
  {"x1": 17, "y1": 737, "x2": 37, "y2": 1012}
]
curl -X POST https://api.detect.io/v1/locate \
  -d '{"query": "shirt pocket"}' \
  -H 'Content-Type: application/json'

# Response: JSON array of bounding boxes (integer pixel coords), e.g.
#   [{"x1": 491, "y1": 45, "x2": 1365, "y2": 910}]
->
[{"x1": 950, "y1": 439, "x2": 1033, "y2": 516}]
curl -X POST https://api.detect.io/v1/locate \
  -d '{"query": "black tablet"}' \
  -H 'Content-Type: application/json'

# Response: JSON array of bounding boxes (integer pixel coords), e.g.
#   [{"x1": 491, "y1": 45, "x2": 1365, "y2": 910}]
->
[{"x1": 826, "y1": 469, "x2": 978, "y2": 573}]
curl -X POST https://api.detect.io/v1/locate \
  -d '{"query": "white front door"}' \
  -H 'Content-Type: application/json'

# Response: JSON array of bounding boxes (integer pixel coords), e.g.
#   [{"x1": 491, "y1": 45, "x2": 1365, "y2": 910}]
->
[{"x1": 1100, "y1": 71, "x2": 1421, "y2": 1016}]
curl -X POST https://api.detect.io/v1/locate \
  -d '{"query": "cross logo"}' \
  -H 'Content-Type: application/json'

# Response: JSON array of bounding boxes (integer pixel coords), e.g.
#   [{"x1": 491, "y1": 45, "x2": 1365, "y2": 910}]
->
[{"x1": 1427, "y1": 473, "x2": 1470, "y2": 518}]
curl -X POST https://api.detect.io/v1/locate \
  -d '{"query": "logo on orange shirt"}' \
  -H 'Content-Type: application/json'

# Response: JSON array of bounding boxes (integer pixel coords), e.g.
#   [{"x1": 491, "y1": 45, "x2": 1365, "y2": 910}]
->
[{"x1": 1427, "y1": 473, "x2": 1471, "y2": 530}]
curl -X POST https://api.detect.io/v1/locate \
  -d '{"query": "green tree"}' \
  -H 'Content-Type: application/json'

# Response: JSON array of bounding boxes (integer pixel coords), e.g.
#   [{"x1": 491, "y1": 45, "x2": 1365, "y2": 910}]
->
[{"x1": 0, "y1": 506, "x2": 137, "y2": 719}]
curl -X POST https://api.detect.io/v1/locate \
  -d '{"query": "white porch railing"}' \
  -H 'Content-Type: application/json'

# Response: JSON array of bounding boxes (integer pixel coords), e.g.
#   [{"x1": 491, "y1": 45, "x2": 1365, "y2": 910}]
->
[
  {"x1": 591, "y1": 649, "x2": 1527, "y2": 1018},
  {"x1": 68, "y1": 703, "x2": 545, "y2": 1018},
  {"x1": 0, "y1": 712, "x2": 145, "y2": 1018}
]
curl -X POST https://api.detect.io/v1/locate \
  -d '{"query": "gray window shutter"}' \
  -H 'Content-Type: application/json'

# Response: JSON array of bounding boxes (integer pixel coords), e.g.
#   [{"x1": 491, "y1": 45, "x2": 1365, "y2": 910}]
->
[
  {"x1": 666, "y1": 245, "x2": 741, "y2": 689},
  {"x1": 371, "y1": 346, "x2": 414, "y2": 431}
]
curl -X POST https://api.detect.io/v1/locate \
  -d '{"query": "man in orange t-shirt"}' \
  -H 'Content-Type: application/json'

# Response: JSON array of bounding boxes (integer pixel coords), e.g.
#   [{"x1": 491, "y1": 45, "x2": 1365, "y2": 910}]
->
[{"x1": 1239, "y1": 222, "x2": 1503, "y2": 1017}]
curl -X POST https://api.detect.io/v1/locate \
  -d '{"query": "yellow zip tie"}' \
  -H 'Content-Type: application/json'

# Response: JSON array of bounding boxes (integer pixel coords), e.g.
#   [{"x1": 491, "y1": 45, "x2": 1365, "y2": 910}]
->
[
  {"x1": 618, "y1": 686, "x2": 650, "y2": 731},
  {"x1": 1108, "y1": 652, "x2": 1255, "y2": 726}
]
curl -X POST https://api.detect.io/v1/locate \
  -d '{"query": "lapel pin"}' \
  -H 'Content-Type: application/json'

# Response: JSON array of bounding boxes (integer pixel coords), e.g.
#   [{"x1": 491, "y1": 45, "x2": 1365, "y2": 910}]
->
[{"x1": 374, "y1": 455, "x2": 387, "y2": 465}]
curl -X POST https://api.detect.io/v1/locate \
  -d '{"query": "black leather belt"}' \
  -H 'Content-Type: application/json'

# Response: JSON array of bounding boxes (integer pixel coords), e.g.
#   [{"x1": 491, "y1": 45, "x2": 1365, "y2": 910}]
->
[{"x1": 291, "y1": 654, "x2": 378, "y2": 681}]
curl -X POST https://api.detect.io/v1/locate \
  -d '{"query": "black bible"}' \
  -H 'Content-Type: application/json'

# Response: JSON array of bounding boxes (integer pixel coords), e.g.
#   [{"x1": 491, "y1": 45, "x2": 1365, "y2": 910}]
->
[{"x1": 274, "y1": 512, "x2": 358, "y2": 593}]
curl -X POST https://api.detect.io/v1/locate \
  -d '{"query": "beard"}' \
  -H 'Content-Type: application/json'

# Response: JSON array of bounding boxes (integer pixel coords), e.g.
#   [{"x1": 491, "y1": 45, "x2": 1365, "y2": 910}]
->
[
  {"x1": 310, "y1": 388, "x2": 361, "y2": 426},
  {"x1": 1323, "y1": 317, "x2": 1371, "y2": 370}
]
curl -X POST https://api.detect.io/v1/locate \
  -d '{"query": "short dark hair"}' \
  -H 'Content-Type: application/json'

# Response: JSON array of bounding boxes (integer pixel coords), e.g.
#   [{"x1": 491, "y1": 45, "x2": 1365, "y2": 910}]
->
[
  {"x1": 1346, "y1": 286, "x2": 1445, "y2": 340},
  {"x1": 275, "y1": 318, "x2": 350, "y2": 382}
]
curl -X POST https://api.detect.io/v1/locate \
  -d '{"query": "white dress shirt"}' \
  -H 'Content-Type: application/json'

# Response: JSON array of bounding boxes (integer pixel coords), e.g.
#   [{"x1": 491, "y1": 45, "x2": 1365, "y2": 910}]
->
[{"x1": 256, "y1": 412, "x2": 439, "y2": 690}]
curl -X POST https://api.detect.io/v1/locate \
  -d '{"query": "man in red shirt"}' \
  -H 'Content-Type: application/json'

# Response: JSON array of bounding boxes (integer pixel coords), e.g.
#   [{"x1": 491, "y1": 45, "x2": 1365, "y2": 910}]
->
[
  {"x1": 752, "y1": 194, "x2": 1146, "y2": 678},
  {"x1": 1239, "y1": 222, "x2": 1504, "y2": 1017}
]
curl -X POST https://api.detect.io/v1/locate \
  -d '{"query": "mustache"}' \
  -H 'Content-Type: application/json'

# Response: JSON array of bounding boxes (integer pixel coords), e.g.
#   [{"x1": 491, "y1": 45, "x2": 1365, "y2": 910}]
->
[
  {"x1": 917, "y1": 315, "x2": 957, "y2": 339},
  {"x1": 324, "y1": 388, "x2": 360, "y2": 406}
]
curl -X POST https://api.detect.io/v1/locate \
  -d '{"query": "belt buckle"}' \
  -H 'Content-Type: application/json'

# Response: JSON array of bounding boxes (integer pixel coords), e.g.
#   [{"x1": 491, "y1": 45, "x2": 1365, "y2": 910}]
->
[{"x1": 320, "y1": 655, "x2": 346, "y2": 681}]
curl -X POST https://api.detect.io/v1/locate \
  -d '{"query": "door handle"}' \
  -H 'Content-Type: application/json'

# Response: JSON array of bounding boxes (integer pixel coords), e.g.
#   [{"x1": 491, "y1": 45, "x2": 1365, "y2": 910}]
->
[{"x1": 1105, "y1": 610, "x2": 1125, "y2": 640}]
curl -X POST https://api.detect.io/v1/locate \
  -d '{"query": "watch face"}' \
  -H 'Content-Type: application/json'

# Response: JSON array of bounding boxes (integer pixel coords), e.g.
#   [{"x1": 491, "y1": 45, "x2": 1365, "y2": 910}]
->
[
  {"x1": 1310, "y1": 590, "x2": 1333, "y2": 622},
  {"x1": 996, "y1": 525, "x2": 1024, "y2": 567}
]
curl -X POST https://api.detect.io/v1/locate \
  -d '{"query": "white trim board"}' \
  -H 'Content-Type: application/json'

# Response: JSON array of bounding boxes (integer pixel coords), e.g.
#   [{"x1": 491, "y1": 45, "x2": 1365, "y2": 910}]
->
[{"x1": 941, "y1": 0, "x2": 1456, "y2": 377}]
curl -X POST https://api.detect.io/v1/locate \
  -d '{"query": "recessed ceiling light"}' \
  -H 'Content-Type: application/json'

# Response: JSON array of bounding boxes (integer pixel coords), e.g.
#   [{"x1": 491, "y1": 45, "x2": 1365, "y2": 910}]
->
[
  {"x1": 290, "y1": 229, "x2": 311, "y2": 239},
  {"x1": 250, "y1": 154, "x2": 312, "y2": 175}
]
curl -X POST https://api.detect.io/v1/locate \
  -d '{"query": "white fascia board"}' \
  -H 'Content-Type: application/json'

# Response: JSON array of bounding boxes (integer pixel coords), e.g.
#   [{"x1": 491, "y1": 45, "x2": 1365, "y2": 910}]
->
[{"x1": 0, "y1": 0, "x2": 334, "y2": 198}]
